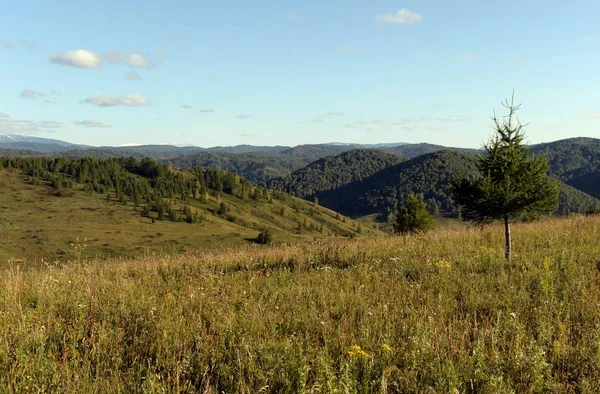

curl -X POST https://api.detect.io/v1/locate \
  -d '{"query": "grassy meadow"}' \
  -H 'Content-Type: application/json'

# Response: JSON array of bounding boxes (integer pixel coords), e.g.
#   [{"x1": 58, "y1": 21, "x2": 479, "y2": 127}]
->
[
  {"x1": 1, "y1": 215, "x2": 600, "y2": 392},
  {"x1": 0, "y1": 170, "x2": 376, "y2": 263}
]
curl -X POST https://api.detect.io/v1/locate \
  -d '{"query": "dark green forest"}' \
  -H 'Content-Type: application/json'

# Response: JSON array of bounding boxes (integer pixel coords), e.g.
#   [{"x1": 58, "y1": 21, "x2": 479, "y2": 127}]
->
[
  {"x1": 269, "y1": 149, "x2": 404, "y2": 199},
  {"x1": 283, "y1": 150, "x2": 599, "y2": 219},
  {"x1": 0, "y1": 156, "x2": 273, "y2": 224}
]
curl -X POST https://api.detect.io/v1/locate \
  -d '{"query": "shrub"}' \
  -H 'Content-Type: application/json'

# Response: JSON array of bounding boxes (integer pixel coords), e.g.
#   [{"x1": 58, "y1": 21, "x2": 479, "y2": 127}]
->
[
  {"x1": 393, "y1": 193, "x2": 436, "y2": 235},
  {"x1": 256, "y1": 228, "x2": 273, "y2": 244}
]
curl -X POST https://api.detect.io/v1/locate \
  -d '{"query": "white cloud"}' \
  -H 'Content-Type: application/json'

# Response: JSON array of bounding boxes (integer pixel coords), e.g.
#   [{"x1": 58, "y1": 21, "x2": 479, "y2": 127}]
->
[
  {"x1": 104, "y1": 51, "x2": 123, "y2": 63},
  {"x1": 125, "y1": 71, "x2": 142, "y2": 80},
  {"x1": 21, "y1": 89, "x2": 45, "y2": 99},
  {"x1": 43, "y1": 100, "x2": 59, "y2": 104},
  {"x1": 377, "y1": 9, "x2": 422, "y2": 25},
  {"x1": 50, "y1": 49, "x2": 103, "y2": 68},
  {"x1": 74, "y1": 120, "x2": 112, "y2": 128},
  {"x1": 338, "y1": 46, "x2": 364, "y2": 55},
  {"x1": 456, "y1": 54, "x2": 473, "y2": 61},
  {"x1": 0, "y1": 112, "x2": 10, "y2": 118},
  {"x1": 287, "y1": 12, "x2": 298, "y2": 20},
  {"x1": 82, "y1": 94, "x2": 149, "y2": 107},
  {"x1": 105, "y1": 52, "x2": 153, "y2": 68},
  {"x1": 0, "y1": 117, "x2": 62, "y2": 134},
  {"x1": 235, "y1": 114, "x2": 250, "y2": 119},
  {"x1": 580, "y1": 110, "x2": 600, "y2": 118},
  {"x1": 0, "y1": 39, "x2": 14, "y2": 50},
  {"x1": 197, "y1": 109, "x2": 215, "y2": 113},
  {"x1": 181, "y1": 105, "x2": 192, "y2": 109},
  {"x1": 125, "y1": 53, "x2": 153, "y2": 68},
  {"x1": 155, "y1": 49, "x2": 166, "y2": 57}
]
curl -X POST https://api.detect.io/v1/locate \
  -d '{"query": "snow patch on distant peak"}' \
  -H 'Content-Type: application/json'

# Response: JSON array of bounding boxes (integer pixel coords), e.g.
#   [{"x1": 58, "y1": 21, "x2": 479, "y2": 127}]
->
[{"x1": 119, "y1": 142, "x2": 143, "y2": 147}]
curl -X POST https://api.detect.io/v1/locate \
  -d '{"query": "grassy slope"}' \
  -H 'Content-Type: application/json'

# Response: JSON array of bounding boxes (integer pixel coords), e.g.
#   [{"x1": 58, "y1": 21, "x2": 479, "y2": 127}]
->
[
  {"x1": 1, "y1": 216, "x2": 600, "y2": 392},
  {"x1": 0, "y1": 170, "x2": 378, "y2": 263}
]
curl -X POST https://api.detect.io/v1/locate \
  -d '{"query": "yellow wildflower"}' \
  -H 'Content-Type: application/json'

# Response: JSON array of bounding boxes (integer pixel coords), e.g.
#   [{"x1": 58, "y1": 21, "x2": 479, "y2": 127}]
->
[
  {"x1": 435, "y1": 260, "x2": 452, "y2": 269},
  {"x1": 163, "y1": 292, "x2": 176, "y2": 302},
  {"x1": 381, "y1": 343, "x2": 392, "y2": 352},
  {"x1": 348, "y1": 344, "x2": 372, "y2": 359}
]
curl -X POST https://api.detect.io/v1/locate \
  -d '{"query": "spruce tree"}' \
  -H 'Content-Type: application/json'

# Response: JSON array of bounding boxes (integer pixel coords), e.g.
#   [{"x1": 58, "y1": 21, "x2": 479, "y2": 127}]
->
[
  {"x1": 452, "y1": 94, "x2": 559, "y2": 260},
  {"x1": 393, "y1": 193, "x2": 436, "y2": 235}
]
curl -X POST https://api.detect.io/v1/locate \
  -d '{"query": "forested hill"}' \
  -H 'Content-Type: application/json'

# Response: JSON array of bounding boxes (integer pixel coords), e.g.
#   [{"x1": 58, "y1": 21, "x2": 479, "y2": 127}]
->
[
  {"x1": 383, "y1": 143, "x2": 480, "y2": 159},
  {"x1": 269, "y1": 149, "x2": 404, "y2": 199},
  {"x1": 164, "y1": 152, "x2": 308, "y2": 185},
  {"x1": 0, "y1": 156, "x2": 376, "y2": 260},
  {"x1": 164, "y1": 145, "x2": 360, "y2": 185},
  {"x1": 530, "y1": 138, "x2": 600, "y2": 199},
  {"x1": 530, "y1": 137, "x2": 600, "y2": 175},
  {"x1": 314, "y1": 150, "x2": 600, "y2": 219},
  {"x1": 317, "y1": 151, "x2": 479, "y2": 218}
]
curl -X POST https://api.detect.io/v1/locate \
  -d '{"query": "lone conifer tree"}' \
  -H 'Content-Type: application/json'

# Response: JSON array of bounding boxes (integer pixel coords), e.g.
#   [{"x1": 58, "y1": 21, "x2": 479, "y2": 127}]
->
[
  {"x1": 393, "y1": 193, "x2": 436, "y2": 235},
  {"x1": 452, "y1": 94, "x2": 559, "y2": 260}
]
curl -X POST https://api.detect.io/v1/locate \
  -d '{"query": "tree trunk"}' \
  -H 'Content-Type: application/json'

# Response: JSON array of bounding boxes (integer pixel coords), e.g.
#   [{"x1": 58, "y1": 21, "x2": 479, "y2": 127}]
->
[{"x1": 504, "y1": 214, "x2": 511, "y2": 261}]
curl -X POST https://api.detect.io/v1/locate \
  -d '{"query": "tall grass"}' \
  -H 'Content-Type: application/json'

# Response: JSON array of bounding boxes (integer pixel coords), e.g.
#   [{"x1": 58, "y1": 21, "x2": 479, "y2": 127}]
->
[{"x1": 1, "y1": 216, "x2": 600, "y2": 393}]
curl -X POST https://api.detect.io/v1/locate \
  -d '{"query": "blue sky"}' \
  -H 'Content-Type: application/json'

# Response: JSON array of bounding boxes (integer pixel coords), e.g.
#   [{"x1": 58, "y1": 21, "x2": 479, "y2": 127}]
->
[{"x1": 1, "y1": 0, "x2": 599, "y2": 148}]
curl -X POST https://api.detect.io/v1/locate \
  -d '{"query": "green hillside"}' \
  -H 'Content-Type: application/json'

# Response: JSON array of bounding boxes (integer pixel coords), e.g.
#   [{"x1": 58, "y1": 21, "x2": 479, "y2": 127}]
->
[
  {"x1": 530, "y1": 137, "x2": 600, "y2": 176},
  {"x1": 317, "y1": 151, "x2": 480, "y2": 218},
  {"x1": 563, "y1": 164, "x2": 600, "y2": 199},
  {"x1": 0, "y1": 157, "x2": 377, "y2": 262},
  {"x1": 165, "y1": 151, "x2": 307, "y2": 184},
  {"x1": 384, "y1": 143, "x2": 480, "y2": 159},
  {"x1": 315, "y1": 150, "x2": 600, "y2": 219},
  {"x1": 269, "y1": 149, "x2": 404, "y2": 199}
]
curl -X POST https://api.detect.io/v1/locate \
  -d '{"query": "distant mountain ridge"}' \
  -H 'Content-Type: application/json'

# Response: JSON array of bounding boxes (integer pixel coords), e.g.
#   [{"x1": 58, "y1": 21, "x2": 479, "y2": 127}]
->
[{"x1": 0, "y1": 136, "x2": 598, "y2": 207}]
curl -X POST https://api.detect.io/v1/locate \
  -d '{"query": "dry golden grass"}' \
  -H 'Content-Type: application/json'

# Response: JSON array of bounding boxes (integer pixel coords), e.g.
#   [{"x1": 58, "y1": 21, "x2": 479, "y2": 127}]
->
[{"x1": 1, "y1": 215, "x2": 600, "y2": 392}]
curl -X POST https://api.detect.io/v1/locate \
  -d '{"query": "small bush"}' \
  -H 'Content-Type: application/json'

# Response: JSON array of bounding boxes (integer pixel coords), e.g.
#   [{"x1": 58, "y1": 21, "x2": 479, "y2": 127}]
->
[
  {"x1": 256, "y1": 228, "x2": 273, "y2": 244},
  {"x1": 393, "y1": 193, "x2": 436, "y2": 235}
]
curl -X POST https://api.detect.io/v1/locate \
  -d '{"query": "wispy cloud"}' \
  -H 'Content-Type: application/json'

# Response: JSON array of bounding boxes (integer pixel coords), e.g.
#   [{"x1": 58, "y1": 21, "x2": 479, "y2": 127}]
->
[
  {"x1": 338, "y1": 46, "x2": 365, "y2": 55},
  {"x1": 0, "y1": 39, "x2": 37, "y2": 50},
  {"x1": 240, "y1": 133, "x2": 257, "y2": 139},
  {"x1": 181, "y1": 105, "x2": 192, "y2": 109},
  {"x1": 42, "y1": 100, "x2": 59, "y2": 104},
  {"x1": 50, "y1": 49, "x2": 103, "y2": 68},
  {"x1": 196, "y1": 109, "x2": 215, "y2": 113},
  {"x1": 312, "y1": 111, "x2": 343, "y2": 122},
  {"x1": 74, "y1": 120, "x2": 112, "y2": 128},
  {"x1": 125, "y1": 71, "x2": 142, "y2": 80},
  {"x1": 583, "y1": 36, "x2": 597, "y2": 43},
  {"x1": 20, "y1": 89, "x2": 45, "y2": 99},
  {"x1": 287, "y1": 12, "x2": 298, "y2": 20},
  {"x1": 235, "y1": 114, "x2": 251, "y2": 119},
  {"x1": 0, "y1": 117, "x2": 62, "y2": 134},
  {"x1": 580, "y1": 110, "x2": 600, "y2": 118},
  {"x1": 456, "y1": 54, "x2": 473, "y2": 62},
  {"x1": 165, "y1": 33, "x2": 182, "y2": 41},
  {"x1": 0, "y1": 39, "x2": 14, "y2": 50},
  {"x1": 377, "y1": 9, "x2": 422, "y2": 25},
  {"x1": 0, "y1": 112, "x2": 9, "y2": 118},
  {"x1": 437, "y1": 115, "x2": 473, "y2": 122},
  {"x1": 82, "y1": 94, "x2": 149, "y2": 107},
  {"x1": 105, "y1": 51, "x2": 153, "y2": 68}
]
